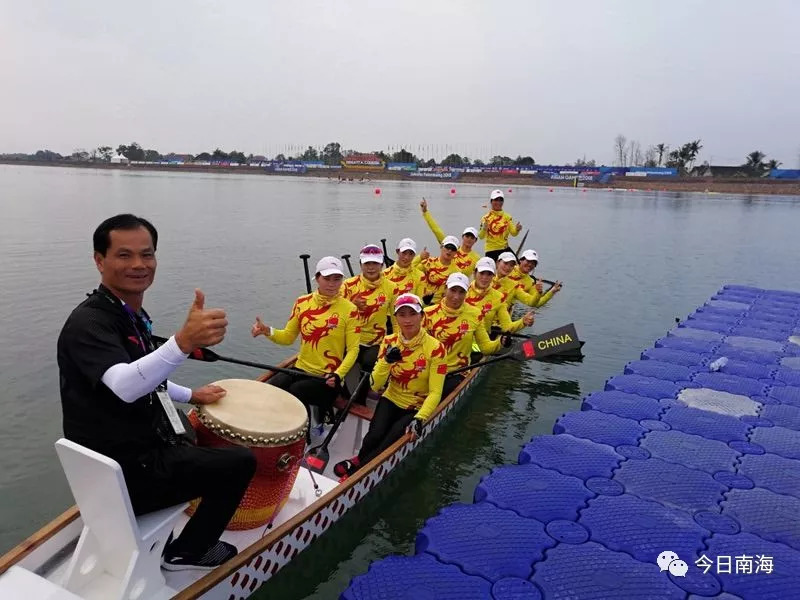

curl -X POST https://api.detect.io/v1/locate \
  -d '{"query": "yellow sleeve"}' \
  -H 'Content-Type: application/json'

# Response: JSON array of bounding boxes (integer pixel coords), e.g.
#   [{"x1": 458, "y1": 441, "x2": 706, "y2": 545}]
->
[
  {"x1": 415, "y1": 350, "x2": 445, "y2": 421},
  {"x1": 422, "y1": 210, "x2": 445, "y2": 243},
  {"x1": 496, "y1": 303, "x2": 525, "y2": 333},
  {"x1": 510, "y1": 215, "x2": 522, "y2": 236},
  {"x1": 478, "y1": 214, "x2": 488, "y2": 240},
  {"x1": 335, "y1": 310, "x2": 361, "y2": 379},
  {"x1": 475, "y1": 325, "x2": 501, "y2": 355},
  {"x1": 266, "y1": 300, "x2": 301, "y2": 345},
  {"x1": 412, "y1": 255, "x2": 423, "y2": 268},
  {"x1": 513, "y1": 285, "x2": 541, "y2": 307},
  {"x1": 369, "y1": 340, "x2": 390, "y2": 392},
  {"x1": 536, "y1": 286, "x2": 556, "y2": 307}
]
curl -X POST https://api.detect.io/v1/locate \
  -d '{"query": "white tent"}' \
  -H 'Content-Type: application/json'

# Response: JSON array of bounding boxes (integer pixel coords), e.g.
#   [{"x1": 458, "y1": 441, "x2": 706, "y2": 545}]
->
[{"x1": 110, "y1": 154, "x2": 129, "y2": 164}]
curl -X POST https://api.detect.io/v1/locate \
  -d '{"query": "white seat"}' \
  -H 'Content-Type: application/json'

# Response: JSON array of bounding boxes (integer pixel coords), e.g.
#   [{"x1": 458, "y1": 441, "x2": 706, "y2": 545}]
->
[
  {"x1": 54, "y1": 439, "x2": 188, "y2": 600},
  {"x1": 0, "y1": 566, "x2": 85, "y2": 600}
]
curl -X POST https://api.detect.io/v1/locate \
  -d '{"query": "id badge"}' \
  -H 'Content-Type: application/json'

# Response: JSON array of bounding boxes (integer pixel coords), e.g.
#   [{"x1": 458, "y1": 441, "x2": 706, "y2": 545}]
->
[{"x1": 156, "y1": 390, "x2": 186, "y2": 435}]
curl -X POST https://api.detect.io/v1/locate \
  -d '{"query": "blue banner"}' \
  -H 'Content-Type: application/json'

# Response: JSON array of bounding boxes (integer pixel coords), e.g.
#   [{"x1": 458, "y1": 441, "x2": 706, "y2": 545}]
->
[
  {"x1": 769, "y1": 169, "x2": 800, "y2": 179},
  {"x1": 406, "y1": 171, "x2": 461, "y2": 180},
  {"x1": 627, "y1": 167, "x2": 678, "y2": 176},
  {"x1": 387, "y1": 162, "x2": 417, "y2": 172}
]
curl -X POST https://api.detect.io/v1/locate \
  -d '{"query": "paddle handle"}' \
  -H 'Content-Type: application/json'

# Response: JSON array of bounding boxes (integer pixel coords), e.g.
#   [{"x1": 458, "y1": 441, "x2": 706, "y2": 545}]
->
[
  {"x1": 316, "y1": 371, "x2": 371, "y2": 452},
  {"x1": 214, "y1": 354, "x2": 328, "y2": 381},
  {"x1": 341, "y1": 254, "x2": 355, "y2": 277},
  {"x1": 448, "y1": 352, "x2": 513, "y2": 376},
  {"x1": 299, "y1": 254, "x2": 312, "y2": 294},
  {"x1": 380, "y1": 238, "x2": 395, "y2": 267}
]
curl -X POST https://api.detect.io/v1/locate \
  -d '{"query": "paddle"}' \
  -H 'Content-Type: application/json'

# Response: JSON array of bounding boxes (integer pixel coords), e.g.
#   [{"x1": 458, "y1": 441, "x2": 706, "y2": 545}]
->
[
  {"x1": 299, "y1": 254, "x2": 312, "y2": 294},
  {"x1": 380, "y1": 238, "x2": 396, "y2": 267},
  {"x1": 341, "y1": 254, "x2": 355, "y2": 277},
  {"x1": 513, "y1": 229, "x2": 529, "y2": 257},
  {"x1": 166, "y1": 340, "x2": 329, "y2": 382},
  {"x1": 448, "y1": 323, "x2": 582, "y2": 375},
  {"x1": 303, "y1": 370, "x2": 371, "y2": 474}
]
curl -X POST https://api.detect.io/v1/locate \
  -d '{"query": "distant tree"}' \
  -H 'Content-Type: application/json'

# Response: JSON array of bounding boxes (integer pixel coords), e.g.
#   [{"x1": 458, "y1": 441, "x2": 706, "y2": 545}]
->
[
  {"x1": 655, "y1": 143, "x2": 668, "y2": 166},
  {"x1": 743, "y1": 151, "x2": 767, "y2": 176},
  {"x1": 765, "y1": 158, "x2": 782, "y2": 171},
  {"x1": 686, "y1": 140, "x2": 703, "y2": 170},
  {"x1": 212, "y1": 148, "x2": 229, "y2": 160},
  {"x1": 489, "y1": 155, "x2": 513, "y2": 166},
  {"x1": 34, "y1": 149, "x2": 63, "y2": 161},
  {"x1": 117, "y1": 142, "x2": 145, "y2": 161},
  {"x1": 614, "y1": 134, "x2": 628, "y2": 166},
  {"x1": 194, "y1": 152, "x2": 212, "y2": 161},
  {"x1": 391, "y1": 148, "x2": 417, "y2": 164},
  {"x1": 513, "y1": 155, "x2": 536, "y2": 166},
  {"x1": 374, "y1": 150, "x2": 390, "y2": 164},
  {"x1": 462, "y1": 156, "x2": 471, "y2": 166},
  {"x1": 472, "y1": 159, "x2": 485, "y2": 167},
  {"x1": 229, "y1": 150, "x2": 246, "y2": 164},
  {"x1": 274, "y1": 153, "x2": 286, "y2": 162},
  {"x1": 574, "y1": 157, "x2": 596, "y2": 167},
  {"x1": 97, "y1": 146, "x2": 113, "y2": 162},
  {"x1": 422, "y1": 158, "x2": 437, "y2": 168},
  {"x1": 628, "y1": 141, "x2": 643, "y2": 166},
  {"x1": 144, "y1": 149, "x2": 160, "y2": 162},
  {"x1": 644, "y1": 146, "x2": 658, "y2": 167},
  {"x1": 300, "y1": 146, "x2": 319, "y2": 161},
  {"x1": 665, "y1": 140, "x2": 702, "y2": 174},
  {"x1": 71, "y1": 149, "x2": 90, "y2": 161},
  {"x1": 441, "y1": 153, "x2": 464, "y2": 167},
  {"x1": 322, "y1": 142, "x2": 343, "y2": 166}
]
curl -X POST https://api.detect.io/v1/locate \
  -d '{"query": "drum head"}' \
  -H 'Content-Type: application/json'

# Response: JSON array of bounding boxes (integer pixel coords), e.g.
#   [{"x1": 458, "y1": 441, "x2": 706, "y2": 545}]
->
[{"x1": 198, "y1": 379, "x2": 308, "y2": 445}]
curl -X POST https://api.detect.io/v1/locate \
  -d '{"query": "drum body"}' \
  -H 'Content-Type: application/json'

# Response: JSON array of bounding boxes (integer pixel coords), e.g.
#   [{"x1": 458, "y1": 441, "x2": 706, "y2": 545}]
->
[{"x1": 186, "y1": 379, "x2": 308, "y2": 530}]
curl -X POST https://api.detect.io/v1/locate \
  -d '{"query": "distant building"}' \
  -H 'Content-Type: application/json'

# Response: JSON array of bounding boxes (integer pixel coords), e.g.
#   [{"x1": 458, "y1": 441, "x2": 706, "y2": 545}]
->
[
  {"x1": 690, "y1": 165, "x2": 749, "y2": 177},
  {"x1": 110, "y1": 154, "x2": 129, "y2": 164}
]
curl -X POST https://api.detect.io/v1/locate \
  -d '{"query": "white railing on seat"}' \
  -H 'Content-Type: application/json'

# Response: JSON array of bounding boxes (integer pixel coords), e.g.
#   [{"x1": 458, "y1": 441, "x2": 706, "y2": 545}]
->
[{"x1": 54, "y1": 438, "x2": 188, "y2": 600}]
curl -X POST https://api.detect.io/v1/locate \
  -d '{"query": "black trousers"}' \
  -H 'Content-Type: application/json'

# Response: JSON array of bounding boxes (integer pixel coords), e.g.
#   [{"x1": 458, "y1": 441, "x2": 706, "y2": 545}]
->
[
  {"x1": 352, "y1": 345, "x2": 380, "y2": 404},
  {"x1": 357, "y1": 397, "x2": 417, "y2": 465},
  {"x1": 485, "y1": 247, "x2": 512, "y2": 261},
  {"x1": 442, "y1": 373, "x2": 467, "y2": 399},
  {"x1": 123, "y1": 444, "x2": 256, "y2": 556},
  {"x1": 269, "y1": 368, "x2": 338, "y2": 424}
]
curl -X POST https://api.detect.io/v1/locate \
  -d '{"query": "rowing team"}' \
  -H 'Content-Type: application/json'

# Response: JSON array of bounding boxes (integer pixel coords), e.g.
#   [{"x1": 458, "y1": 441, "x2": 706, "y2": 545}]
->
[{"x1": 251, "y1": 191, "x2": 562, "y2": 478}]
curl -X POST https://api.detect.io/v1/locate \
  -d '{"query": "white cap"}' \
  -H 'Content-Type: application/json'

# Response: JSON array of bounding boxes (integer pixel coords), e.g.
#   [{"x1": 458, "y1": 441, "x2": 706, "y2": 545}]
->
[
  {"x1": 497, "y1": 251, "x2": 517, "y2": 263},
  {"x1": 397, "y1": 237, "x2": 417, "y2": 253},
  {"x1": 359, "y1": 244, "x2": 384, "y2": 264},
  {"x1": 520, "y1": 249, "x2": 539, "y2": 262},
  {"x1": 490, "y1": 189, "x2": 505, "y2": 200},
  {"x1": 441, "y1": 235, "x2": 460, "y2": 249},
  {"x1": 394, "y1": 293, "x2": 423, "y2": 314},
  {"x1": 462, "y1": 226, "x2": 479, "y2": 237},
  {"x1": 475, "y1": 257, "x2": 496, "y2": 273},
  {"x1": 446, "y1": 272, "x2": 470, "y2": 290},
  {"x1": 316, "y1": 256, "x2": 344, "y2": 276}
]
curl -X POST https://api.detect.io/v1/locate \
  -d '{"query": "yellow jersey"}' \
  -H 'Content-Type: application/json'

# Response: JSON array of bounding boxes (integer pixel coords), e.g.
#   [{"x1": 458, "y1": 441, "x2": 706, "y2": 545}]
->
[
  {"x1": 422, "y1": 210, "x2": 480, "y2": 274},
  {"x1": 342, "y1": 274, "x2": 396, "y2": 346},
  {"x1": 414, "y1": 256, "x2": 460, "y2": 304},
  {"x1": 464, "y1": 282, "x2": 525, "y2": 333},
  {"x1": 370, "y1": 331, "x2": 447, "y2": 421},
  {"x1": 423, "y1": 302, "x2": 501, "y2": 370},
  {"x1": 267, "y1": 291, "x2": 360, "y2": 379},
  {"x1": 493, "y1": 273, "x2": 540, "y2": 308},
  {"x1": 479, "y1": 210, "x2": 521, "y2": 252},
  {"x1": 383, "y1": 263, "x2": 423, "y2": 297},
  {"x1": 508, "y1": 266, "x2": 556, "y2": 308}
]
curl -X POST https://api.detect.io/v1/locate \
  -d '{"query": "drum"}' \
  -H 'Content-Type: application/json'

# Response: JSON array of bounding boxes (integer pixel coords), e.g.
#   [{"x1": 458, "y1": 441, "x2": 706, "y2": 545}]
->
[{"x1": 186, "y1": 378, "x2": 308, "y2": 530}]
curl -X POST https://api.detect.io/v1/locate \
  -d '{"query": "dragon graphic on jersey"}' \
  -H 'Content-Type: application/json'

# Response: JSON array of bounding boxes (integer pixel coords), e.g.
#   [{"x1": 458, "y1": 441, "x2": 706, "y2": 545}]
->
[
  {"x1": 323, "y1": 350, "x2": 342, "y2": 372},
  {"x1": 485, "y1": 213, "x2": 508, "y2": 236},
  {"x1": 422, "y1": 260, "x2": 449, "y2": 286},
  {"x1": 296, "y1": 300, "x2": 336, "y2": 348}
]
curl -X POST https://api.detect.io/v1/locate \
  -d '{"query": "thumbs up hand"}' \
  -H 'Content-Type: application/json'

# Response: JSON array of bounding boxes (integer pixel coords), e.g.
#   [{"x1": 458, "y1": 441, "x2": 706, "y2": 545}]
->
[
  {"x1": 251, "y1": 316, "x2": 271, "y2": 338},
  {"x1": 175, "y1": 289, "x2": 228, "y2": 353}
]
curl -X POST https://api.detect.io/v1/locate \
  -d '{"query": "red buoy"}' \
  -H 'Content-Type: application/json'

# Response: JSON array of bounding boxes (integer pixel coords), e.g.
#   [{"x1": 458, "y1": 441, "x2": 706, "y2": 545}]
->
[
  {"x1": 450, "y1": 188, "x2": 456, "y2": 195},
  {"x1": 507, "y1": 188, "x2": 513, "y2": 193},
  {"x1": 374, "y1": 188, "x2": 381, "y2": 195}
]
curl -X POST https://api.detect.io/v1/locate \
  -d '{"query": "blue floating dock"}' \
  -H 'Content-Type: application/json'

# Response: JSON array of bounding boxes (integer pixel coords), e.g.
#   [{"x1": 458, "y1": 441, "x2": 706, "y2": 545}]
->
[{"x1": 341, "y1": 285, "x2": 800, "y2": 600}]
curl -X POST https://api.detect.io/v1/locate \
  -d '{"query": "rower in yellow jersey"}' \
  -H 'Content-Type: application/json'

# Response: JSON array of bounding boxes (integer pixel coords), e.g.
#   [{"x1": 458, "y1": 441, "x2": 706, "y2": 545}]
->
[
  {"x1": 419, "y1": 198, "x2": 480, "y2": 274},
  {"x1": 383, "y1": 237, "x2": 423, "y2": 298},
  {"x1": 423, "y1": 272, "x2": 511, "y2": 397},
  {"x1": 509, "y1": 249, "x2": 563, "y2": 308},
  {"x1": 414, "y1": 235, "x2": 461, "y2": 306},
  {"x1": 251, "y1": 256, "x2": 360, "y2": 424},
  {"x1": 466, "y1": 257, "x2": 534, "y2": 334},
  {"x1": 479, "y1": 189, "x2": 522, "y2": 261},
  {"x1": 342, "y1": 244, "x2": 397, "y2": 398},
  {"x1": 493, "y1": 252, "x2": 542, "y2": 308},
  {"x1": 334, "y1": 293, "x2": 447, "y2": 478}
]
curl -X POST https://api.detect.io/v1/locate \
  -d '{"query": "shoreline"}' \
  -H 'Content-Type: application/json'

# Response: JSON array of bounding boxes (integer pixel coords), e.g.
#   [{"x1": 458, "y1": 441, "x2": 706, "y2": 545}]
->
[{"x1": 3, "y1": 159, "x2": 800, "y2": 197}]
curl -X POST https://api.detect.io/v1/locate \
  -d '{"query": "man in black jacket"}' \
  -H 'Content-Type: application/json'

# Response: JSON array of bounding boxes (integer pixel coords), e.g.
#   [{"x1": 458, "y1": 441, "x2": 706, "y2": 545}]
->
[{"x1": 57, "y1": 214, "x2": 255, "y2": 571}]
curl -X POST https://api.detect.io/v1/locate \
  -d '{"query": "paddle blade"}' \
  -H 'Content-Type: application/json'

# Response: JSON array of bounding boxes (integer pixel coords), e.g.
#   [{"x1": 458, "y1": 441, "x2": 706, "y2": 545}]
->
[
  {"x1": 516, "y1": 323, "x2": 582, "y2": 360},
  {"x1": 304, "y1": 448, "x2": 330, "y2": 475}
]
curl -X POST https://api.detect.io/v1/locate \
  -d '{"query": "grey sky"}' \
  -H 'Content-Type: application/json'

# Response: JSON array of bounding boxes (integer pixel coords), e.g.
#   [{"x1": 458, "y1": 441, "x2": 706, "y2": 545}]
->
[{"x1": 2, "y1": 1, "x2": 798, "y2": 166}]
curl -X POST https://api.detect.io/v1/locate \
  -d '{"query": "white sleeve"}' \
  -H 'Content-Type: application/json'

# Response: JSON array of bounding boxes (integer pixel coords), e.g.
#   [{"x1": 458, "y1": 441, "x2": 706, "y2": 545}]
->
[
  {"x1": 101, "y1": 336, "x2": 188, "y2": 403},
  {"x1": 167, "y1": 380, "x2": 192, "y2": 404}
]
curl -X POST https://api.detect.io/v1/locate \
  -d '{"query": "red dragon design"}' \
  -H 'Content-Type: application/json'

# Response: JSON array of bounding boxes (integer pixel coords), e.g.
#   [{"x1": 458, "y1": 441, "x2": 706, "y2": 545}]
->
[
  {"x1": 297, "y1": 301, "x2": 336, "y2": 348},
  {"x1": 423, "y1": 259, "x2": 449, "y2": 287},
  {"x1": 388, "y1": 345, "x2": 420, "y2": 390},
  {"x1": 323, "y1": 350, "x2": 342, "y2": 372},
  {"x1": 486, "y1": 213, "x2": 507, "y2": 237},
  {"x1": 455, "y1": 252, "x2": 473, "y2": 270}
]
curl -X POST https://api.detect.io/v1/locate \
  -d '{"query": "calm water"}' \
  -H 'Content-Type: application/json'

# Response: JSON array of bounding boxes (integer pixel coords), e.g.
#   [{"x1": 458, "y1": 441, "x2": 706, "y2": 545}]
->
[{"x1": 1, "y1": 165, "x2": 798, "y2": 597}]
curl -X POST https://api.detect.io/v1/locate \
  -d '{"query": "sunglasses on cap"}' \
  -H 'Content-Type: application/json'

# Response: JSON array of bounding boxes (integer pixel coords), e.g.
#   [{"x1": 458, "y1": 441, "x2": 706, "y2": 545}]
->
[
  {"x1": 443, "y1": 244, "x2": 457, "y2": 251},
  {"x1": 360, "y1": 245, "x2": 383, "y2": 255}
]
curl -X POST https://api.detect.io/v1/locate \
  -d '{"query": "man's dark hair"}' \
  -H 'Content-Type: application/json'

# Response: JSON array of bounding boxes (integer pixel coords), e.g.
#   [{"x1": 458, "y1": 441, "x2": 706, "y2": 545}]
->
[{"x1": 93, "y1": 214, "x2": 158, "y2": 256}]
